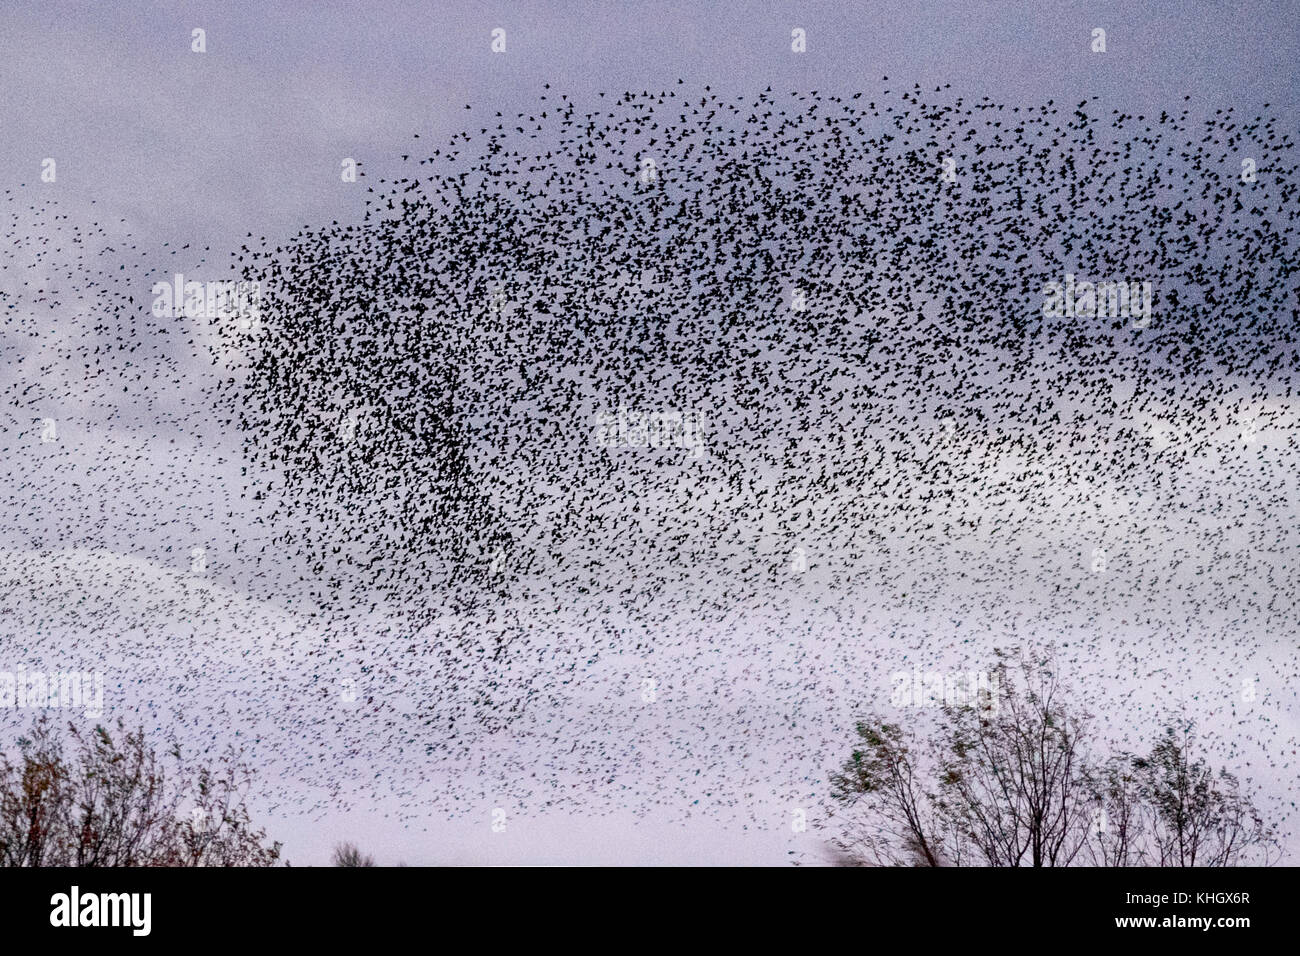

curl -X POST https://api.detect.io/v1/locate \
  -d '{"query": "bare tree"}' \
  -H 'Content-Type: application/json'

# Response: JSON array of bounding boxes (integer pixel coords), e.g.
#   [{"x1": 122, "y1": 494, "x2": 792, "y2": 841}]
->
[
  {"x1": 0, "y1": 717, "x2": 282, "y2": 867},
  {"x1": 1081, "y1": 754, "x2": 1147, "y2": 866},
  {"x1": 1134, "y1": 724, "x2": 1276, "y2": 867},
  {"x1": 0, "y1": 721, "x2": 68, "y2": 866},
  {"x1": 332, "y1": 842, "x2": 376, "y2": 867},
  {"x1": 828, "y1": 722, "x2": 950, "y2": 866},
  {"x1": 935, "y1": 647, "x2": 1093, "y2": 866},
  {"x1": 826, "y1": 647, "x2": 1279, "y2": 866}
]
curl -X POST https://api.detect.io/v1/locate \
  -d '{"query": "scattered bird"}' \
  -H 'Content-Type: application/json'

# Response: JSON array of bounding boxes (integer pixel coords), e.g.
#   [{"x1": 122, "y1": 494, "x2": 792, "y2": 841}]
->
[{"x1": 1, "y1": 85, "x2": 1297, "y2": 845}]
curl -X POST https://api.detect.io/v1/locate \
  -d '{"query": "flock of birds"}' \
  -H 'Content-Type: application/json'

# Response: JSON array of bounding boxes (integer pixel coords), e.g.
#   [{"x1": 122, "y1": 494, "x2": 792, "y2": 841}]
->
[{"x1": 2, "y1": 83, "x2": 1298, "y2": 855}]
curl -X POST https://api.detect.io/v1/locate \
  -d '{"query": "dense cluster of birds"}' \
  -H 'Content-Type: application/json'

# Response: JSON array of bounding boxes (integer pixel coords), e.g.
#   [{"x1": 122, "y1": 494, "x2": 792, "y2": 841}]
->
[{"x1": 2, "y1": 85, "x2": 1298, "y2": 849}]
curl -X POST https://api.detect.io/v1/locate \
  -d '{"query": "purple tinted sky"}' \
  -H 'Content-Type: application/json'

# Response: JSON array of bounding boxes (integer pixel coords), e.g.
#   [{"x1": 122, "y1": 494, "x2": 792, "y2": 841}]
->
[
  {"x1": 3, "y1": 0, "x2": 1296, "y2": 253},
  {"x1": 2, "y1": 2, "x2": 1298, "y2": 865}
]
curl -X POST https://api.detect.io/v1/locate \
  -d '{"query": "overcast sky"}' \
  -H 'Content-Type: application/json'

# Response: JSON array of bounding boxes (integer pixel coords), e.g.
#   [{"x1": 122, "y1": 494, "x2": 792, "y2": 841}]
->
[{"x1": 1, "y1": 2, "x2": 1297, "y2": 865}]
